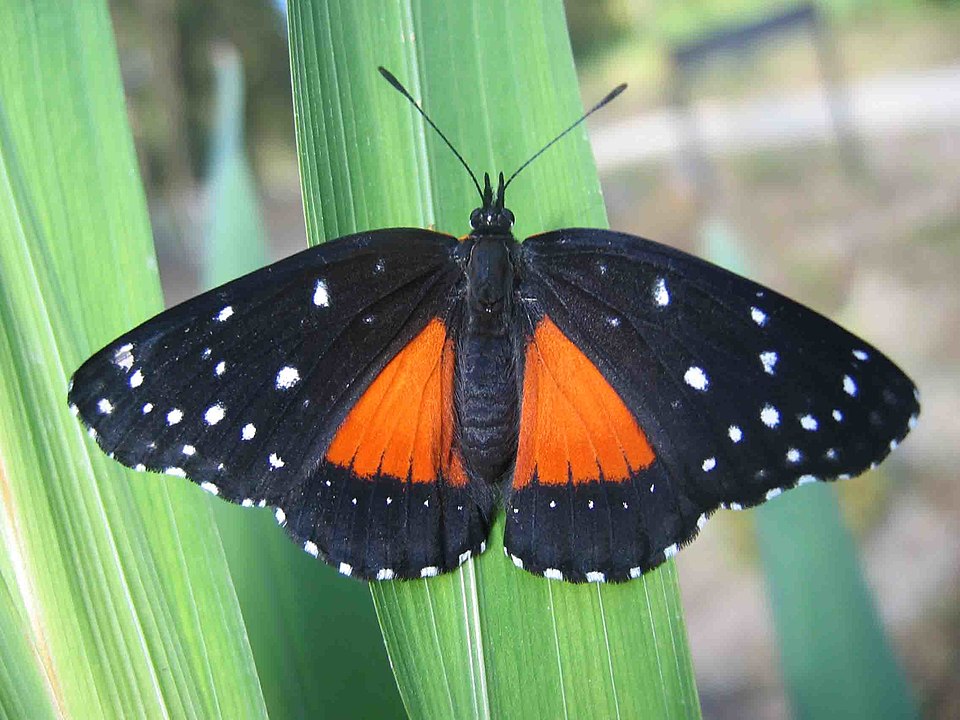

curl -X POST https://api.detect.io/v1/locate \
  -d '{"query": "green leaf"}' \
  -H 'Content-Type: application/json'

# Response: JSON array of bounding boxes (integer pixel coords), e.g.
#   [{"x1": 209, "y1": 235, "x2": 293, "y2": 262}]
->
[
  {"x1": 201, "y1": 45, "x2": 402, "y2": 719},
  {"x1": 0, "y1": 2, "x2": 266, "y2": 717},
  {"x1": 702, "y1": 218, "x2": 918, "y2": 720},
  {"x1": 203, "y1": 46, "x2": 269, "y2": 290},
  {"x1": 287, "y1": 1, "x2": 701, "y2": 717}
]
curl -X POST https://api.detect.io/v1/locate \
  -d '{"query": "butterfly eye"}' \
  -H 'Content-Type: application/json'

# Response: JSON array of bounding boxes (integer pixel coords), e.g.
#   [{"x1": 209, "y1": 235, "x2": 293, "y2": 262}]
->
[
  {"x1": 470, "y1": 208, "x2": 482, "y2": 229},
  {"x1": 503, "y1": 209, "x2": 515, "y2": 226}
]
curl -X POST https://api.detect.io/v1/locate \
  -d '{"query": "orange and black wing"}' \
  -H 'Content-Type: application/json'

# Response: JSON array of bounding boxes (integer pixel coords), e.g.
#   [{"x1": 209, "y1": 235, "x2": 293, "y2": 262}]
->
[
  {"x1": 506, "y1": 229, "x2": 918, "y2": 582},
  {"x1": 69, "y1": 228, "x2": 492, "y2": 580}
]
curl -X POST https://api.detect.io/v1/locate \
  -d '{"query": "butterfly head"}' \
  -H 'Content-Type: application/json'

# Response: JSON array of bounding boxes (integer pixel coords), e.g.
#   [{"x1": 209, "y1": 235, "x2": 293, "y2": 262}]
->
[{"x1": 470, "y1": 172, "x2": 515, "y2": 235}]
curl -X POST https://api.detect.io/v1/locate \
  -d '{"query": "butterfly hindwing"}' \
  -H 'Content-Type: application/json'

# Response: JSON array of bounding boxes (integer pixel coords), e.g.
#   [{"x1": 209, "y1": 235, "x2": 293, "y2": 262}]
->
[
  {"x1": 505, "y1": 229, "x2": 919, "y2": 582},
  {"x1": 69, "y1": 228, "x2": 491, "y2": 579}
]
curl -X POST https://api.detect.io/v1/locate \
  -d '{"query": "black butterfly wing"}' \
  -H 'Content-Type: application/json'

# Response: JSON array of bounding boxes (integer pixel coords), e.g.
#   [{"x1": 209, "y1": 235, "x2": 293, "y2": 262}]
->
[
  {"x1": 69, "y1": 228, "x2": 494, "y2": 580},
  {"x1": 505, "y1": 229, "x2": 919, "y2": 582}
]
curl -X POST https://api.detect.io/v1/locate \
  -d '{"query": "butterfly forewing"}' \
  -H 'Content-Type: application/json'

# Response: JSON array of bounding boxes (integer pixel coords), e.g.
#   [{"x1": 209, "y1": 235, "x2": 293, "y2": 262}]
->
[
  {"x1": 505, "y1": 229, "x2": 919, "y2": 581},
  {"x1": 69, "y1": 228, "x2": 492, "y2": 579}
]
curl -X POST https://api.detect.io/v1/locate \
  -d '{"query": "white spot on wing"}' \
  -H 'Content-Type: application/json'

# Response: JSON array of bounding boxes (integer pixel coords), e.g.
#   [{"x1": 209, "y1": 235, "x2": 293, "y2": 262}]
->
[
  {"x1": 376, "y1": 568, "x2": 395, "y2": 580},
  {"x1": 215, "y1": 361, "x2": 226, "y2": 376},
  {"x1": 97, "y1": 398, "x2": 114, "y2": 415},
  {"x1": 728, "y1": 425, "x2": 743, "y2": 443},
  {"x1": 629, "y1": 567, "x2": 643, "y2": 579},
  {"x1": 241, "y1": 498, "x2": 254, "y2": 507},
  {"x1": 750, "y1": 307, "x2": 768, "y2": 326},
  {"x1": 338, "y1": 562, "x2": 352, "y2": 577},
  {"x1": 908, "y1": 414, "x2": 918, "y2": 430},
  {"x1": 142, "y1": 403, "x2": 153, "y2": 414},
  {"x1": 275, "y1": 507, "x2": 286, "y2": 525},
  {"x1": 276, "y1": 366, "x2": 300, "y2": 389},
  {"x1": 114, "y1": 343, "x2": 135, "y2": 371},
  {"x1": 786, "y1": 448, "x2": 802, "y2": 463},
  {"x1": 800, "y1": 414, "x2": 819, "y2": 431},
  {"x1": 664, "y1": 544, "x2": 679, "y2": 559},
  {"x1": 204, "y1": 404, "x2": 225, "y2": 425},
  {"x1": 684, "y1": 366, "x2": 709, "y2": 391},
  {"x1": 843, "y1": 375, "x2": 858, "y2": 396},
  {"x1": 313, "y1": 279, "x2": 329, "y2": 307},
  {"x1": 765, "y1": 487, "x2": 783, "y2": 500},
  {"x1": 268, "y1": 453, "x2": 284, "y2": 469},
  {"x1": 200, "y1": 481, "x2": 218, "y2": 495},
  {"x1": 304, "y1": 541, "x2": 319, "y2": 557},
  {"x1": 702, "y1": 457, "x2": 716, "y2": 472},
  {"x1": 759, "y1": 351, "x2": 778, "y2": 375},
  {"x1": 458, "y1": 550, "x2": 472, "y2": 565},
  {"x1": 182, "y1": 444, "x2": 196, "y2": 456},
  {"x1": 420, "y1": 566, "x2": 439, "y2": 578},
  {"x1": 165, "y1": 466, "x2": 186, "y2": 477},
  {"x1": 216, "y1": 306, "x2": 234, "y2": 322},
  {"x1": 833, "y1": 409, "x2": 844, "y2": 422},
  {"x1": 586, "y1": 571, "x2": 605, "y2": 583},
  {"x1": 853, "y1": 349, "x2": 869, "y2": 361},
  {"x1": 797, "y1": 474, "x2": 818, "y2": 485},
  {"x1": 511, "y1": 555, "x2": 524, "y2": 569},
  {"x1": 697, "y1": 513, "x2": 708, "y2": 530},
  {"x1": 241, "y1": 423, "x2": 256, "y2": 441},
  {"x1": 134, "y1": 463, "x2": 146, "y2": 472},
  {"x1": 760, "y1": 404, "x2": 780, "y2": 428},
  {"x1": 654, "y1": 277, "x2": 670, "y2": 306},
  {"x1": 167, "y1": 408, "x2": 183, "y2": 425},
  {"x1": 129, "y1": 369, "x2": 144, "y2": 388},
  {"x1": 544, "y1": 568, "x2": 563, "y2": 581}
]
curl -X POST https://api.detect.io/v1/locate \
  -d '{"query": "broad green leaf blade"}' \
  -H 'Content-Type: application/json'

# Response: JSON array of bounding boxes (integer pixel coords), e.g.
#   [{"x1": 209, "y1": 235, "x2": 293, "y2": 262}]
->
[
  {"x1": 702, "y1": 218, "x2": 917, "y2": 719},
  {"x1": 203, "y1": 46, "x2": 268, "y2": 290},
  {"x1": 0, "y1": 2, "x2": 266, "y2": 717},
  {"x1": 757, "y1": 487, "x2": 917, "y2": 719},
  {"x1": 202, "y1": 46, "x2": 402, "y2": 719},
  {"x1": 288, "y1": 1, "x2": 701, "y2": 717},
  {"x1": 0, "y1": 475, "x2": 60, "y2": 720}
]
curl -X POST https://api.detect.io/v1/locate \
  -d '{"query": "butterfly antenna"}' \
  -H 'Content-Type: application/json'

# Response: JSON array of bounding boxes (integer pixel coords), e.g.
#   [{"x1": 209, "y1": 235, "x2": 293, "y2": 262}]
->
[
  {"x1": 378, "y1": 67, "x2": 483, "y2": 200},
  {"x1": 503, "y1": 83, "x2": 627, "y2": 191}
]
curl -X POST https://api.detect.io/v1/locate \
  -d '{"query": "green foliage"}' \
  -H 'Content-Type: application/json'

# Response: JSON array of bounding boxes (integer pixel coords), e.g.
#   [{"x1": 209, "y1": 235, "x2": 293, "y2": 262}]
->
[
  {"x1": 287, "y1": 1, "x2": 701, "y2": 717},
  {"x1": 702, "y1": 218, "x2": 918, "y2": 720},
  {"x1": 201, "y1": 45, "x2": 402, "y2": 719},
  {"x1": 0, "y1": 2, "x2": 265, "y2": 717}
]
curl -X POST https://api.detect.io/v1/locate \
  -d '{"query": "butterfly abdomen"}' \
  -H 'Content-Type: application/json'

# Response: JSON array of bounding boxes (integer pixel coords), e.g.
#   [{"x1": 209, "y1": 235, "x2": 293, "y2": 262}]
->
[
  {"x1": 455, "y1": 318, "x2": 520, "y2": 483},
  {"x1": 456, "y1": 236, "x2": 521, "y2": 483}
]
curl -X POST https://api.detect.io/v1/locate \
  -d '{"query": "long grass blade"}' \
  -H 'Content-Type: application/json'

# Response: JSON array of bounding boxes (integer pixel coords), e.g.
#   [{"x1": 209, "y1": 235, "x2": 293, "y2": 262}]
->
[
  {"x1": 0, "y1": 3, "x2": 267, "y2": 717},
  {"x1": 202, "y1": 44, "x2": 402, "y2": 718},
  {"x1": 287, "y1": 1, "x2": 702, "y2": 716}
]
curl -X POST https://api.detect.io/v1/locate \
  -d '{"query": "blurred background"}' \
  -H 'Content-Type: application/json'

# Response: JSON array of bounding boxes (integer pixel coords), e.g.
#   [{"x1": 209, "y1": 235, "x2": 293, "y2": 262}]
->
[{"x1": 108, "y1": 0, "x2": 959, "y2": 717}]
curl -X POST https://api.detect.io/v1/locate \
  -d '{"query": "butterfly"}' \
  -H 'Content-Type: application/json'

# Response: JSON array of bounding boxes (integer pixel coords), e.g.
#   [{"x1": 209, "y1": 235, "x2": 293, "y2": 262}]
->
[{"x1": 68, "y1": 68, "x2": 920, "y2": 583}]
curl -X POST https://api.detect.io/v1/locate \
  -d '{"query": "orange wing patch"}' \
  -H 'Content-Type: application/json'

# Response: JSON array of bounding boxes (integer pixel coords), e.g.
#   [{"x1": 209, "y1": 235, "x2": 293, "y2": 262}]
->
[
  {"x1": 514, "y1": 317, "x2": 655, "y2": 487},
  {"x1": 326, "y1": 319, "x2": 466, "y2": 485}
]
